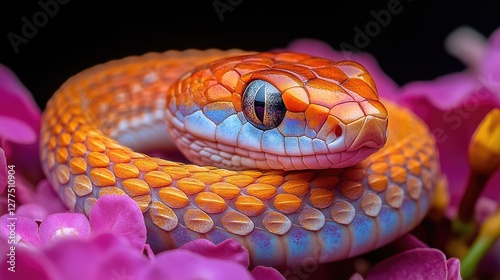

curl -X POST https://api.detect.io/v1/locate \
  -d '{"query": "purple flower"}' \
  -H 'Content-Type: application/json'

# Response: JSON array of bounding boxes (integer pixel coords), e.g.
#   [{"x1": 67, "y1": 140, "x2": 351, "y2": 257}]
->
[
  {"x1": 399, "y1": 27, "x2": 500, "y2": 206},
  {"x1": 0, "y1": 64, "x2": 43, "y2": 184},
  {"x1": 365, "y1": 248, "x2": 461, "y2": 280}
]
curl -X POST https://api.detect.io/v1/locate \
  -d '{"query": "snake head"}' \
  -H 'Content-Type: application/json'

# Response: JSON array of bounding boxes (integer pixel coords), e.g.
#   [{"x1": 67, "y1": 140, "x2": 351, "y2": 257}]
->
[{"x1": 166, "y1": 51, "x2": 388, "y2": 170}]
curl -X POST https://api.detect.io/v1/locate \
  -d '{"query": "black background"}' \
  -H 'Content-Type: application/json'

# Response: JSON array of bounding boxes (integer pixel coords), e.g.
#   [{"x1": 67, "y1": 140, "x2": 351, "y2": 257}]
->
[{"x1": 1, "y1": 0, "x2": 499, "y2": 110}]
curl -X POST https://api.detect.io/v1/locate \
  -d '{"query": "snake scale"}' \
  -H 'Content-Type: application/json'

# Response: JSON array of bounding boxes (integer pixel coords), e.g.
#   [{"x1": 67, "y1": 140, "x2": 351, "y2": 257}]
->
[{"x1": 40, "y1": 49, "x2": 440, "y2": 267}]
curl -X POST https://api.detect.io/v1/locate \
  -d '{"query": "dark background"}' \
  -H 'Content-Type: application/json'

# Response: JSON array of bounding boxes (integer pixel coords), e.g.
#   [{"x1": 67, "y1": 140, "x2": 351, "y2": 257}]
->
[{"x1": 1, "y1": 0, "x2": 499, "y2": 110}]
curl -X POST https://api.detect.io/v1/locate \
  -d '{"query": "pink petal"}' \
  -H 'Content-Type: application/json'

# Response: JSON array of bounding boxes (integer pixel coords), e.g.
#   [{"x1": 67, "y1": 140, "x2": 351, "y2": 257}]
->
[
  {"x1": 139, "y1": 249, "x2": 253, "y2": 280},
  {"x1": 34, "y1": 179, "x2": 68, "y2": 215},
  {"x1": 0, "y1": 214, "x2": 40, "y2": 256},
  {"x1": 400, "y1": 72, "x2": 477, "y2": 111},
  {"x1": 0, "y1": 247, "x2": 59, "y2": 280},
  {"x1": 446, "y1": 258, "x2": 462, "y2": 280},
  {"x1": 481, "y1": 27, "x2": 500, "y2": 90},
  {"x1": 85, "y1": 234, "x2": 150, "y2": 280},
  {"x1": 180, "y1": 238, "x2": 250, "y2": 268},
  {"x1": 39, "y1": 213, "x2": 91, "y2": 245},
  {"x1": 0, "y1": 65, "x2": 41, "y2": 128},
  {"x1": 16, "y1": 204, "x2": 48, "y2": 221},
  {"x1": 89, "y1": 195, "x2": 147, "y2": 251},
  {"x1": 349, "y1": 273, "x2": 365, "y2": 280},
  {"x1": 400, "y1": 81, "x2": 499, "y2": 206},
  {"x1": 0, "y1": 148, "x2": 6, "y2": 194},
  {"x1": 251, "y1": 266, "x2": 286, "y2": 280},
  {"x1": 42, "y1": 237, "x2": 104, "y2": 280},
  {"x1": 0, "y1": 116, "x2": 37, "y2": 144},
  {"x1": 366, "y1": 248, "x2": 449, "y2": 280},
  {"x1": 0, "y1": 64, "x2": 43, "y2": 184}
]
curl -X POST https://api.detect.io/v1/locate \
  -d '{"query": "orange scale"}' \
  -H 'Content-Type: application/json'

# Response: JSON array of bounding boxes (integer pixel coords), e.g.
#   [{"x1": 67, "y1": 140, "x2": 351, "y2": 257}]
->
[
  {"x1": 243, "y1": 70, "x2": 303, "y2": 90},
  {"x1": 308, "y1": 188, "x2": 335, "y2": 209},
  {"x1": 388, "y1": 154, "x2": 407, "y2": 166},
  {"x1": 224, "y1": 175, "x2": 254, "y2": 188},
  {"x1": 163, "y1": 166, "x2": 191, "y2": 180},
  {"x1": 307, "y1": 79, "x2": 353, "y2": 108},
  {"x1": 177, "y1": 177, "x2": 206, "y2": 195},
  {"x1": 275, "y1": 52, "x2": 311, "y2": 62},
  {"x1": 311, "y1": 176, "x2": 340, "y2": 189},
  {"x1": 370, "y1": 161, "x2": 389, "y2": 174},
  {"x1": 205, "y1": 84, "x2": 232, "y2": 102},
  {"x1": 281, "y1": 180, "x2": 310, "y2": 197},
  {"x1": 87, "y1": 152, "x2": 110, "y2": 168},
  {"x1": 58, "y1": 132, "x2": 72, "y2": 147},
  {"x1": 312, "y1": 67, "x2": 348, "y2": 83},
  {"x1": 255, "y1": 175, "x2": 284, "y2": 186},
  {"x1": 220, "y1": 70, "x2": 240, "y2": 92},
  {"x1": 195, "y1": 192, "x2": 227, "y2": 214},
  {"x1": 407, "y1": 159, "x2": 422, "y2": 176},
  {"x1": 305, "y1": 104, "x2": 330, "y2": 133},
  {"x1": 158, "y1": 187, "x2": 189, "y2": 209},
  {"x1": 69, "y1": 157, "x2": 87, "y2": 174},
  {"x1": 90, "y1": 168, "x2": 116, "y2": 187},
  {"x1": 367, "y1": 174, "x2": 388, "y2": 192},
  {"x1": 273, "y1": 193, "x2": 303, "y2": 214},
  {"x1": 342, "y1": 78, "x2": 378, "y2": 100},
  {"x1": 149, "y1": 201, "x2": 179, "y2": 231},
  {"x1": 133, "y1": 159, "x2": 159, "y2": 172},
  {"x1": 390, "y1": 166, "x2": 407, "y2": 184},
  {"x1": 329, "y1": 102, "x2": 365, "y2": 124},
  {"x1": 122, "y1": 178, "x2": 150, "y2": 196},
  {"x1": 340, "y1": 180, "x2": 364, "y2": 200},
  {"x1": 134, "y1": 194, "x2": 152, "y2": 212},
  {"x1": 86, "y1": 138, "x2": 107, "y2": 152},
  {"x1": 144, "y1": 171, "x2": 172, "y2": 188},
  {"x1": 70, "y1": 143, "x2": 87, "y2": 157},
  {"x1": 234, "y1": 195, "x2": 266, "y2": 216},
  {"x1": 114, "y1": 163, "x2": 140, "y2": 179},
  {"x1": 282, "y1": 87, "x2": 309, "y2": 112},
  {"x1": 99, "y1": 187, "x2": 126, "y2": 197},
  {"x1": 221, "y1": 211, "x2": 254, "y2": 236},
  {"x1": 105, "y1": 149, "x2": 131, "y2": 163},
  {"x1": 191, "y1": 172, "x2": 223, "y2": 184},
  {"x1": 73, "y1": 176, "x2": 92, "y2": 196},
  {"x1": 183, "y1": 208, "x2": 214, "y2": 234},
  {"x1": 54, "y1": 165, "x2": 70, "y2": 186},
  {"x1": 56, "y1": 147, "x2": 69, "y2": 163},
  {"x1": 245, "y1": 183, "x2": 277, "y2": 200},
  {"x1": 298, "y1": 57, "x2": 332, "y2": 67},
  {"x1": 209, "y1": 182, "x2": 241, "y2": 199},
  {"x1": 262, "y1": 211, "x2": 291, "y2": 235},
  {"x1": 272, "y1": 64, "x2": 316, "y2": 80}
]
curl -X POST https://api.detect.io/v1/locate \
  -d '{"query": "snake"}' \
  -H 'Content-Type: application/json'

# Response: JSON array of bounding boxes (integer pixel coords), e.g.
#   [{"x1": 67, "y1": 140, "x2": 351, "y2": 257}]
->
[{"x1": 40, "y1": 49, "x2": 440, "y2": 267}]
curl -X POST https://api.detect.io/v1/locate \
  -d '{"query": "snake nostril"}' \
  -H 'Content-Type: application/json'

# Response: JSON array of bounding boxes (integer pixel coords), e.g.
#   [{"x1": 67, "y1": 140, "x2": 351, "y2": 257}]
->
[{"x1": 335, "y1": 125, "x2": 343, "y2": 138}]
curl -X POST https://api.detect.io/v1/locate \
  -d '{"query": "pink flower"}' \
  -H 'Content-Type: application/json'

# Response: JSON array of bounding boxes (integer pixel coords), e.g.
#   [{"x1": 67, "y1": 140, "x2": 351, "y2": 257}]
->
[
  {"x1": 0, "y1": 64, "x2": 43, "y2": 184},
  {"x1": 0, "y1": 194, "x2": 284, "y2": 279},
  {"x1": 0, "y1": 65, "x2": 47, "y2": 216},
  {"x1": 365, "y1": 248, "x2": 461, "y2": 280},
  {"x1": 399, "y1": 27, "x2": 500, "y2": 206}
]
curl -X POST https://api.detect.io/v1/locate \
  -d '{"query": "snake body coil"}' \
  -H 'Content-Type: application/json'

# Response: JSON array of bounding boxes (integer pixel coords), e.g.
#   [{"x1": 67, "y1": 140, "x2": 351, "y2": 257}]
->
[{"x1": 40, "y1": 49, "x2": 440, "y2": 267}]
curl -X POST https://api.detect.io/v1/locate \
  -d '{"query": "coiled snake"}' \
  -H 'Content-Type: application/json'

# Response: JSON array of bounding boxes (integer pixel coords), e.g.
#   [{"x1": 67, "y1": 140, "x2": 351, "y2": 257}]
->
[{"x1": 40, "y1": 49, "x2": 440, "y2": 267}]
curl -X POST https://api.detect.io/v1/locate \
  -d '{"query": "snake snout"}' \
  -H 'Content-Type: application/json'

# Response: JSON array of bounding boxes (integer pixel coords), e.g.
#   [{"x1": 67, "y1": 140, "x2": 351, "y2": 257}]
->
[{"x1": 345, "y1": 115, "x2": 388, "y2": 152}]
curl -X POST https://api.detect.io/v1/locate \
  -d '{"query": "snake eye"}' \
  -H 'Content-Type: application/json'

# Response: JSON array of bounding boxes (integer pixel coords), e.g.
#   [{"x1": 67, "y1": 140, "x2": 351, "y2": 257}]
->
[{"x1": 242, "y1": 80, "x2": 286, "y2": 130}]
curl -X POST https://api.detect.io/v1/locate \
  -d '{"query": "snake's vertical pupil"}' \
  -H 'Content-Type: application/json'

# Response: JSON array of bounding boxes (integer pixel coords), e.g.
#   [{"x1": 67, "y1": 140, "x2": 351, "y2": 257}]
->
[
  {"x1": 254, "y1": 85, "x2": 266, "y2": 123},
  {"x1": 242, "y1": 79, "x2": 287, "y2": 130}
]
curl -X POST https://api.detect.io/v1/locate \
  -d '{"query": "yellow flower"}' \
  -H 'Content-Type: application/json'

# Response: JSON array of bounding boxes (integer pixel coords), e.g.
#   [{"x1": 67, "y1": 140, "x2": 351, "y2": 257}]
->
[{"x1": 468, "y1": 108, "x2": 500, "y2": 176}]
